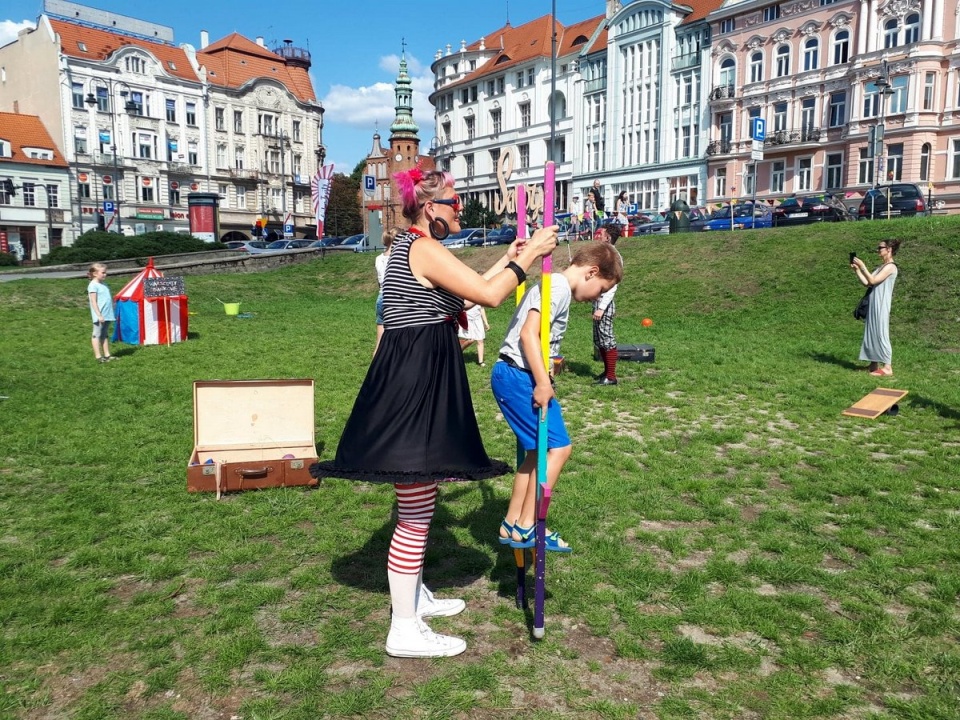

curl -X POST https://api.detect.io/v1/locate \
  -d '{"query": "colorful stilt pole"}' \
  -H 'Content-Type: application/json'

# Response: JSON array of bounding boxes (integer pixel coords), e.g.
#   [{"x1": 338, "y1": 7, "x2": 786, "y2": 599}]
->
[
  {"x1": 514, "y1": 184, "x2": 529, "y2": 610},
  {"x1": 533, "y1": 161, "x2": 556, "y2": 639}
]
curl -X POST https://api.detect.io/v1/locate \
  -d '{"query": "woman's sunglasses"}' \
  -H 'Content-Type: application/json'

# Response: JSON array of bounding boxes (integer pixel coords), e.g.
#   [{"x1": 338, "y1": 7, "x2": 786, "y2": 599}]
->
[{"x1": 432, "y1": 196, "x2": 461, "y2": 213}]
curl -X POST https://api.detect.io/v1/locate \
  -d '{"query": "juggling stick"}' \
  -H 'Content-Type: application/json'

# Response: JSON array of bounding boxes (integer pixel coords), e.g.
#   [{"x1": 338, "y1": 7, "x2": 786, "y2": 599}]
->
[
  {"x1": 533, "y1": 161, "x2": 556, "y2": 639},
  {"x1": 513, "y1": 185, "x2": 529, "y2": 610}
]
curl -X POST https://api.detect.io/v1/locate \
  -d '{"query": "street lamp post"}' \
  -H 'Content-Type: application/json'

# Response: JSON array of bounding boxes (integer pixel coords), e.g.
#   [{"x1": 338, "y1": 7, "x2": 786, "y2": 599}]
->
[
  {"x1": 869, "y1": 60, "x2": 895, "y2": 219},
  {"x1": 85, "y1": 80, "x2": 136, "y2": 233}
]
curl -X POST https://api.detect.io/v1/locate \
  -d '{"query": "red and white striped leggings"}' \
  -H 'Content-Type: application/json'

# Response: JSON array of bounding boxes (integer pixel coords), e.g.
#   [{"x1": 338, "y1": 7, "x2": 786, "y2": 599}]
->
[{"x1": 387, "y1": 482, "x2": 438, "y2": 575}]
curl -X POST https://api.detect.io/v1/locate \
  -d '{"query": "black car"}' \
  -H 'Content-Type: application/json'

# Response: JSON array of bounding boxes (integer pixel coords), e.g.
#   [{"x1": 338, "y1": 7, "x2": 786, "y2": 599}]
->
[
  {"x1": 858, "y1": 183, "x2": 930, "y2": 220},
  {"x1": 485, "y1": 226, "x2": 517, "y2": 245},
  {"x1": 773, "y1": 195, "x2": 851, "y2": 227}
]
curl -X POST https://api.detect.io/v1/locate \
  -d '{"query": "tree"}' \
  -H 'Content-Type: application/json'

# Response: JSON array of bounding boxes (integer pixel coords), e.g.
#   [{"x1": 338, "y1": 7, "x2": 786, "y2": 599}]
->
[
  {"x1": 324, "y1": 173, "x2": 363, "y2": 237},
  {"x1": 459, "y1": 197, "x2": 499, "y2": 229}
]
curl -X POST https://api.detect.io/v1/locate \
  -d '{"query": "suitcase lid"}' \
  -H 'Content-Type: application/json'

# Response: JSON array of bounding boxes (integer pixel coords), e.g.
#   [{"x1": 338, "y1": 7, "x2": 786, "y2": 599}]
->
[{"x1": 193, "y1": 379, "x2": 316, "y2": 451}]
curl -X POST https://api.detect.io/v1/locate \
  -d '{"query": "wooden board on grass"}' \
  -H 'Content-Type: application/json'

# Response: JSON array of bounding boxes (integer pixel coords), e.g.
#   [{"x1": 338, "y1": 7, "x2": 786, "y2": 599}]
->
[{"x1": 842, "y1": 388, "x2": 908, "y2": 419}]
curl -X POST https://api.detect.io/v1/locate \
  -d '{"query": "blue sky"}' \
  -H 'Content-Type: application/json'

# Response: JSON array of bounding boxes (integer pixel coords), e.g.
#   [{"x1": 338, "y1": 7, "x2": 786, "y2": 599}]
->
[{"x1": 1, "y1": 0, "x2": 597, "y2": 174}]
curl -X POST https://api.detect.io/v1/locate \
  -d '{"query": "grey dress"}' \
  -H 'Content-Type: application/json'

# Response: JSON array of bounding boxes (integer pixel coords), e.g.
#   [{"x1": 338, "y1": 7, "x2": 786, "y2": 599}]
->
[{"x1": 860, "y1": 263, "x2": 898, "y2": 365}]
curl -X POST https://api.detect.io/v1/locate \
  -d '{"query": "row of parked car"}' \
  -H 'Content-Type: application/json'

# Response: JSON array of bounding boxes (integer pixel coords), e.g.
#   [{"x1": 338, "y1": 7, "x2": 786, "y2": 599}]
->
[{"x1": 225, "y1": 232, "x2": 373, "y2": 254}]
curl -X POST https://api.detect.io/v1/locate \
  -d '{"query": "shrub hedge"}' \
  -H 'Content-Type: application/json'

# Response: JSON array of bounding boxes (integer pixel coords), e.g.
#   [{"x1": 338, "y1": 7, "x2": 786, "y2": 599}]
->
[{"x1": 41, "y1": 231, "x2": 223, "y2": 265}]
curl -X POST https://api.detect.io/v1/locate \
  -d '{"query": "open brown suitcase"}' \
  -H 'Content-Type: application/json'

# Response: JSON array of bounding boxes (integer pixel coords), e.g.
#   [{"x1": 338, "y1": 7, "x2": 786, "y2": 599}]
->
[{"x1": 187, "y1": 379, "x2": 319, "y2": 497}]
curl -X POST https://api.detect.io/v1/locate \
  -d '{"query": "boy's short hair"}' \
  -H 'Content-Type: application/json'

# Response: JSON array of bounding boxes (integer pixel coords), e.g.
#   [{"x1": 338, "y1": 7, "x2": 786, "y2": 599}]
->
[
  {"x1": 600, "y1": 223, "x2": 621, "y2": 244},
  {"x1": 571, "y1": 242, "x2": 623, "y2": 283}
]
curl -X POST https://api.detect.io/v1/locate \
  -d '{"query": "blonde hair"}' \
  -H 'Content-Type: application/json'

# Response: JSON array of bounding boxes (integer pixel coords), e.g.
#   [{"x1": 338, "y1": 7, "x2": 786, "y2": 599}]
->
[
  {"x1": 87, "y1": 262, "x2": 107, "y2": 279},
  {"x1": 382, "y1": 226, "x2": 404, "y2": 249}
]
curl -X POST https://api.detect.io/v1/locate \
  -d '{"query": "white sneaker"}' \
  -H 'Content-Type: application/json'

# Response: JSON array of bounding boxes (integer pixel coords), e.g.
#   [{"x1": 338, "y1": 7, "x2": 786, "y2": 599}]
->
[
  {"x1": 417, "y1": 584, "x2": 466, "y2": 618},
  {"x1": 385, "y1": 616, "x2": 467, "y2": 658}
]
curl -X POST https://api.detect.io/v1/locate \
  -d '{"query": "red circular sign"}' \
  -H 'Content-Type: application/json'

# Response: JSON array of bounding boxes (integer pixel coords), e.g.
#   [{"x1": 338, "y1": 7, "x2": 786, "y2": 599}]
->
[
  {"x1": 170, "y1": 181, "x2": 180, "y2": 190},
  {"x1": 78, "y1": 172, "x2": 89, "y2": 183},
  {"x1": 142, "y1": 177, "x2": 152, "y2": 187},
  {"x1": 190, "y1": 182, "x2": 200, "y2": 191},
  {"x1": 102, "y1": 175, "x2": 113, "y2": 185}
]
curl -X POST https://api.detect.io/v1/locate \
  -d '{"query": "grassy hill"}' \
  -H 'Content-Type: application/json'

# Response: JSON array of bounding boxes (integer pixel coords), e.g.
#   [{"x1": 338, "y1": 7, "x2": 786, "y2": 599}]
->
[{"x1": 1, "y1": 217, "x2": 958, "y2": 719}]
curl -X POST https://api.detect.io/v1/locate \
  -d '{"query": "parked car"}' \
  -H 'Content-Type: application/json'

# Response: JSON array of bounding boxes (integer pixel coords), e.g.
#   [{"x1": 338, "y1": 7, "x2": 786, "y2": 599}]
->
[
  {"x1": 858, "y1": 183, "x2": 930, "y2": 220},
  {"x1": 309, "y1": 236, "x2": 345, "y2": 248},
  {"x1": 773, "y1": 194, "x2": 852, "y2": 226},
  {"x1": 327, "y1": 233, "x2": 371, "y2": 252},
  {"x1": 225, "y1": 240, "x2": 269, "y2": 253},
  {"x1": 485, "y1": 226, "x2": 517, "y2": 245},
  {"x1": 633, "y1": 207, "x2": 711, "y2": 235},
  {"x1": 262, "y1": 239, "x2": 313, "y2": 252},
  {"x1": 702, "y1": 203, "x2": 773, "y2": 231}
]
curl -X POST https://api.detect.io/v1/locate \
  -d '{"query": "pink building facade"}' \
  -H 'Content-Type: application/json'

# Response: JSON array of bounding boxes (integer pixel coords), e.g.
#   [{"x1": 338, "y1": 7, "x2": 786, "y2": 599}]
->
[{"x1": 705, "y1": 0, "x2": 958, "y2": 211}]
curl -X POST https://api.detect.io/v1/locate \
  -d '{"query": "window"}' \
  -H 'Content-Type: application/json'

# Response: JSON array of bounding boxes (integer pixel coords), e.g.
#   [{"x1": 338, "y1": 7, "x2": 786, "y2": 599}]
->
[
  {"x1": 268, "y1": 150, "x2": 280, "y2": 174},
  {"x1": 490, "y1": 148, "x2": 500, "y2": 168},
  {"x1": 259, "y1": 114, "x2": 275, "y2": 135},
  {"x1": 924, "y1": 72, "x2": 935, "y2": 110},
  {"x1": 889, "y1": 75, "x2": 908, "y2": 114},
  {"x1": 166, "y1": 138, "x2": 177, "y2": 162},
  {"x1": 803, "y1": 38, "x2": 819, "y2": 71},
  {"x1": 884, "y1": 19, "x2": 899, "y2": 48},
  {"x1": 490, "y1": 108, "x2": 502, "y2": 134},
  {"x1": 216, "y1": 144, "x2": 227, "y2": 168},
  {"x1": 527, "y1": 68, "x2": 535, "y2": 86},
  {"x1": 215, "y1": 107, "x2": 225, "y2": 131},
  {"x1": 720, "y1": 18, "x2": 735, "y2": 34},
  {"x1": 465, "y1": 153, "x2": 474, "y2": 177},
  {"x1": 715, "y1": 168, "x2": 727, "y2": 196},
  {"x1": 750, "y1": 52, "x2": 764, "y2": 83},
  {"x1": 516, "y1": 70, "x2": 525, "y2": 88},
  {"x1": 826, "y1": 152, "x2": 844, "y2": 189},
  {"x1": 237, "y1": 185, "x2": 246, "y2": 209},
  {"x1": 186, "y1": 102, "x2": 197, "y2": 126},
  {"x1": 102, "y1": 181, "x2": 114, "y2": 200},
  {"x1": 718, "y1": 112, "x2": 733, "y2": 142},
  {"x1": 775, "y1": 45, "x2": 790, "y2": 77},
  {"x1": 235, "y1": 146, "x2": 244, "y2": 169},
  {"x1": 745, "y1": 165, "x2": 755, "y2": 195},
  {"x1": 23, "y1": 182, "x2": 36, "y2": 206},
  {"x1": 858, "y1": 147, "x2": 874, "y2": 184},
  {"x1": 829, "y1": 91, "x2": 847, "y2": 127},
  {"x1": 126, "y1": 56, "x2": 144, "y2": 73},
  {"x1": 885, "y1": 142, "x2": 903, "y2": 181},
  {"x1": 293, "y1": 154, "x2": 302, "y2": 176},
  {"x1": 234, "y1": 110, "x2": 243, "y2": 133},
  {"x1": 464, "y1": 116, "x2": 475, "y2": 139},
  {"x1": 166, "y1": 98, "x2": 176, "y2": 122},
  {"x1": 136, "y1": 132, "x2": 155, "y2": 159},
  {"x1": 292, "y1": 120, "x2": 301, "y2": 142},
  {"x1": 41, "y1": 184, "x2": 58, "y2": 207},
  {"x1": 170, "y1": 185, "x2": 181, "y2": 205},
  {"x1": 771, "y1": 160, "x2": 785, "y2": 193},
  {"x1": 188, "y1": 142, "x2": 198, "y2": 165},
  {"x1": 719, "y1": 57, "x2": 735, "y2": 89},
  {"x1": 763, "y1": 5, "x2": 781, "y2": 22},
  {"x1": 271, "y1": 187, "x2": 281, "y2": 210},
  {"x1": 129, "y1": 92, "x2": 144, "y2": 116},
  {"x1": 72, "y1": 82, "x2": 84, "y2": 108},
  {"x1": 681, "y1": 126, "x2": 692, "y2": 157},
  {"x1": 0, "y1": 180, "x2": 11, "y2": 205},
  {"x1": 832, "y1": 30, "x2": 849, "y2": 65},
  {"x1": 774, "y1": 102, "x2": 788, "y2": 132},
  {"x1": 863, "y1": 82, "x2": 882, "y2": 119},
  {"x1": 78, "y1": 181, "x2": 91, "y2": 199},
  {"x1": 95, "y1": 86, "x2": 109, "y2": 112},
  {"x1": 919, "y1": 143, "x2": 931, "y2": 181},
  {"x1": 904, "y1": 13, "x2": 921, "y2": 44},
  {"x1": 518, "y1": 143, "x2": 530, "y2": 169},
  {"x1": 519, "y1": 102, "x2": 531, "y2": 128},
  {"x1": 797, "y1": 157, "x2": 812, "y2": 191},
  {"x1": 952, "y1": 139, "x2": 960, "y2": 179},
  {"x1": 801, "y1": 97, "x2": 816, "y2": 135},
  {"x1": 141, "y1": 181, "x2": 154, "y2": 202},
  {"x1": 74, "y1": 127, "x2": 88, "y2": 154}
]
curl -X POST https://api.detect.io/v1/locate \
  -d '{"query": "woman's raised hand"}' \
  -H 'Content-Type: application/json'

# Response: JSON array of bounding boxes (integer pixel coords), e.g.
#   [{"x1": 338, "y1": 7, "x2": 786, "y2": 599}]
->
[{"x1": 526, "y1": 225, "x2": 558, "y2": 258}]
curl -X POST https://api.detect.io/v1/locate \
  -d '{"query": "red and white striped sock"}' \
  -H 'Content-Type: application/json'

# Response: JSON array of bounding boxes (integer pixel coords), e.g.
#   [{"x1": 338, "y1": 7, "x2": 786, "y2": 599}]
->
[{"x1": 388, "y1": 482, "x2": 438, "y2": 618}]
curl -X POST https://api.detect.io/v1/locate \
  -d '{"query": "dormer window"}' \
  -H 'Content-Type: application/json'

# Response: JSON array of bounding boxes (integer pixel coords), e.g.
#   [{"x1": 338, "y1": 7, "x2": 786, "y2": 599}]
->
[
  {"x1": 167, "y1": 60, "x2": 177, "y2": 70},
  {"x1": 77, "y1": 41, "x2": 87, "y2": 52},
  {"x1": 0, "y1": 139, "x2": 10, "y2": 157},
  {"x1": 126, "y1": 56, "x2": 144, "y2": 74}
]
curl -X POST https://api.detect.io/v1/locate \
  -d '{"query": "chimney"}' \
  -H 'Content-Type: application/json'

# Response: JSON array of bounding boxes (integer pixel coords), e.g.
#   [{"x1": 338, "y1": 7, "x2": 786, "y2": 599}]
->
[
  {"x1": 256, "y1": 36, "x2": 265, "y2": 47},
  {"x1": 200, "y1": 30, "x2": 209, "y2": 49}
]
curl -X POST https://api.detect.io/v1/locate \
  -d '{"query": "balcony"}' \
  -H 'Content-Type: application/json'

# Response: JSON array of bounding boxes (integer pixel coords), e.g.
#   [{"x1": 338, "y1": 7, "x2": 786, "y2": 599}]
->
[
  {"x1": 78, "y1": 151, "x2": 137, "y2": 168},
  {"x1": 710, "y1": 85, "x2": 736, "y2": 101},
  {"x1": 706, "y1": 140, "x2": 734, "y2": 156},
  {"x1": 672, "y1": 54, "x2": 701, "y2": 72},
  {"x1": 169, "y1": 162, "x2": 199, "y2": 175},
  {"x1": 229, "y1": 168, "x2": 260, "y2": 180},
  {"x1": 764, "y1": 128, "x2": 822, "y2": 147}
]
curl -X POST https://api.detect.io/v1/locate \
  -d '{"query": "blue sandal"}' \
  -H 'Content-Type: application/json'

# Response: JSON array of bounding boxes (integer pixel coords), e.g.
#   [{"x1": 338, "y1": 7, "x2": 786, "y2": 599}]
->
[
  {"x1": 498, "y1": 519, "x2": 515, "y2": 545},
  {"x1": 544, "y1": 530, "x2": 573, "y2": 553},
  {"x1": 509, "y1": 524, "x2": 536, "y2": 549}
]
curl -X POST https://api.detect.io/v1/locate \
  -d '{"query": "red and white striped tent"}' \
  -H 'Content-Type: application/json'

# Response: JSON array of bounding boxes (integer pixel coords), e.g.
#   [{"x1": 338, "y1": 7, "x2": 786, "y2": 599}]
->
[{"x1": 112, "y1": 258, "x2": 189, "y2": 345}]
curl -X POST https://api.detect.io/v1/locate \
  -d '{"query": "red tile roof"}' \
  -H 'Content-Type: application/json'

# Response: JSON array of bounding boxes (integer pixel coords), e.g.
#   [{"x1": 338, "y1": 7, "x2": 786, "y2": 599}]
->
[
  {"x1": 198, "y1": 33, "x2": 316, "y2": 103},
  {"x1": 0, "y1": 111, "x2": 68, "y2": 167},
  {"x1": 679, "y1": 0, "x2": 725, "y2": 23},
  {"x1": 49, "y1": 18, "x2": 200, "y2": 83}
]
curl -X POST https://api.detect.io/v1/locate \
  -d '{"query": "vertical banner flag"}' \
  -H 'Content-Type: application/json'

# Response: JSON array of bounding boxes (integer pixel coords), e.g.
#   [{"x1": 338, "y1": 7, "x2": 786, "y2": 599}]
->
[{"x1": 311, "y1": 164, "x2": 335, "y2": 238}]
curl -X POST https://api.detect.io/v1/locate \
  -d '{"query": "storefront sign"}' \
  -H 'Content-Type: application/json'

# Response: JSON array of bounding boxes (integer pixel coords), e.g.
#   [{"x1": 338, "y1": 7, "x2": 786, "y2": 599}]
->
[{"x1": 136, "y1": 207, "x2": 166, "y2": 220}]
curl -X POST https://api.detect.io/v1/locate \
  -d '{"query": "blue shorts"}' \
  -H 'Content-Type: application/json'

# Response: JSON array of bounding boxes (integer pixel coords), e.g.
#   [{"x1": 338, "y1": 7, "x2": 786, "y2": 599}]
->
[
  {"x1": 375, "y1": 292, "x2": 384, "y2": 325},
  {"x1": 491, "y1": 361, "x2": 571, "y2": 452}
]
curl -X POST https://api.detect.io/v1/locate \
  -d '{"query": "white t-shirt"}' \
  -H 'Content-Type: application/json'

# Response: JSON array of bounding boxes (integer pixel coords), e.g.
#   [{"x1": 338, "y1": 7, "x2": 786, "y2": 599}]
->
[
  {"x1": 498, "y1": 274, "x2": 571, "y2": 369},
  {"x1": 375, "y1": 251, "x2": 389, "y2": 287}
]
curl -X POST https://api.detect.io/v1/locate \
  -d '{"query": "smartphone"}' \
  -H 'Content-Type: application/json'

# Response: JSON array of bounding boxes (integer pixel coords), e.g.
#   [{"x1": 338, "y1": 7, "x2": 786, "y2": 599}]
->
[{"x1": 849, "y1": 252, "x2": 857, "y2": 263}]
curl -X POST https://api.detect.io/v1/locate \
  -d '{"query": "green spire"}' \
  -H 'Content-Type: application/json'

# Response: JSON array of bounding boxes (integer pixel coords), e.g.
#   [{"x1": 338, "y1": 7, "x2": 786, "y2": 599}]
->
[{"x1": 390, "y1": 50, "x2": 419, "y2": 138}]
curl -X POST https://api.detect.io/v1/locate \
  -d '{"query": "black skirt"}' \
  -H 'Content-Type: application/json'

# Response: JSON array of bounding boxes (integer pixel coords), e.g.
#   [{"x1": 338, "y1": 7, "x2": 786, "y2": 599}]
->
[{"x1": 310, "y1": 321, "x2": 511, "y2": 484}]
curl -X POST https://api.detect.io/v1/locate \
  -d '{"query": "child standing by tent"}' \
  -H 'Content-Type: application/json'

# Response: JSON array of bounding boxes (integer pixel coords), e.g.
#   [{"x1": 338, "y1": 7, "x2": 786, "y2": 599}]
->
[
  {"x1": 492, "y1": 243, "x2": 623, "y2": 551},
  {"x1": 87, "y1": 262, "x2": 116, "y2": 363},
  {"x1": 458, "y1": 303, "x2": 490, "y2": 366}
]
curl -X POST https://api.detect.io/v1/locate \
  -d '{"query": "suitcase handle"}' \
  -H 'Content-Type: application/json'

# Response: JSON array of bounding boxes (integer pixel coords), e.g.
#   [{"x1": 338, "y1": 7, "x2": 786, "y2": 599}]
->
[{"x1": 235, "y1": 466, "x2": 274, "y2": 478}]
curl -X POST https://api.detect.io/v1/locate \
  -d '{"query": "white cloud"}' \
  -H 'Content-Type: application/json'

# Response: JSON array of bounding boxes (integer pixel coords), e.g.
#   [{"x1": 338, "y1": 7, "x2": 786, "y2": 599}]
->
[{"x1": 0, "y1": 19, "x2": 34, "y2": 47}]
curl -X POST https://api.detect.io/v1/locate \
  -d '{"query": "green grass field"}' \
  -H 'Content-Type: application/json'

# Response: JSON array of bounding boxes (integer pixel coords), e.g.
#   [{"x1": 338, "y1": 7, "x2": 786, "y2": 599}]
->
[{"x1": 1, "y1": 217, "x2": 959, "y2": 720}]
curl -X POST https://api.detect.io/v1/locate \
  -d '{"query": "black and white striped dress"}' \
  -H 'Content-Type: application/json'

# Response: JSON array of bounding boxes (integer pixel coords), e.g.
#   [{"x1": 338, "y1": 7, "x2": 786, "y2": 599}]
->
[{"x1": 311, "y1": 229, "x2": 511, "y2": 484}]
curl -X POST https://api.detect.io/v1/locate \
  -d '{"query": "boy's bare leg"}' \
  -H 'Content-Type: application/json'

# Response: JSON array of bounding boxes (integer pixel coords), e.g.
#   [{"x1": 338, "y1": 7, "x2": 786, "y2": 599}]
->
[{"x1": 513, "y1": 445, "x2": 572, "y2": 534}]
